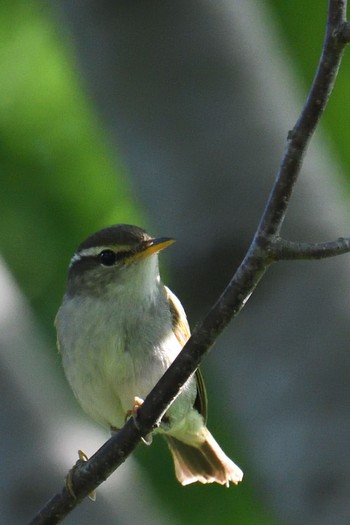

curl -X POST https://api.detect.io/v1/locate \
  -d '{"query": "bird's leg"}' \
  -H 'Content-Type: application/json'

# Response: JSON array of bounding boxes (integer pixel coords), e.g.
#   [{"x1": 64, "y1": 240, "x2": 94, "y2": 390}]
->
[
  {"x1": 65, "y1": 450, "x2": 96, "y2": 502},
  {"x1": 125, "y1": 396, "x2": 153, "y2": 445}
]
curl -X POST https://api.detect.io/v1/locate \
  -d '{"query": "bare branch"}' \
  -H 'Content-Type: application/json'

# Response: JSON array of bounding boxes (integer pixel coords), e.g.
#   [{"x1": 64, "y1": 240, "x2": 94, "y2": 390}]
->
[
  {"x1": 28, "y1": 420, "x2": 143, "y2": 525},
  {"x1": 338, "y1": 20, "x2": 350, "y2": 42},
  {"x1": 270, "y1": 237, "x2": 350, "y2": 261},
  {"x1": 253, "y1": 0, "x2": 348, "y2": 247},
  {"x1": 29, "y1": 2, "x2": 350, "y2": 524}
]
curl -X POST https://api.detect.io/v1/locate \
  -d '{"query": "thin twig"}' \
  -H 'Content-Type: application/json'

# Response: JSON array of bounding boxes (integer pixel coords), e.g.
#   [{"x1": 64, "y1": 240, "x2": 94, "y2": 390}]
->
[
  {"x1": 253, "y1": 0, "x2": 347, "y2": 245},
  {"x1": 29, "y1": 2, "x2": 350, "y2": 524},
  {"x1": 270, "y1": 237, "x2": 350, "y2": 261}
]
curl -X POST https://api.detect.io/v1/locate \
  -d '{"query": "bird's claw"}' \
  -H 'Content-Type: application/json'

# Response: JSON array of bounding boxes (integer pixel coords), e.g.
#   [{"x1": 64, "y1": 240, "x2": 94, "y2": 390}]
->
[
  {"x1": 125, "y1": 396, "x2": 153, "y2": 445},
  {"x1": 65, "y1": 450, "x2": 96, "y2": 502}
]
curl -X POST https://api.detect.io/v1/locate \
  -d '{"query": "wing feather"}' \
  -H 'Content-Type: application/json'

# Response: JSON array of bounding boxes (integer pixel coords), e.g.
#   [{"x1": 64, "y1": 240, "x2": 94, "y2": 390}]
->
[{"x1": 165, "y1": 286, "x2": 208, "y2": 422}]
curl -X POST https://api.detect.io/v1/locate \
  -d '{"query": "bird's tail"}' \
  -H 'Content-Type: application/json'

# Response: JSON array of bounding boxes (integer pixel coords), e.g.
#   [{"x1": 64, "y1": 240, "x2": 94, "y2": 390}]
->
[{"x1": 164, "y1": 428, "x2": 243, "y2": 486}]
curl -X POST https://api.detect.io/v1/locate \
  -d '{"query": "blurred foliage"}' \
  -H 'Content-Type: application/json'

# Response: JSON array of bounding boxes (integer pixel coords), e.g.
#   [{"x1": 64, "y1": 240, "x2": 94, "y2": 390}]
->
[
  {"x1": 0, "y1": 0, "x2": 143, "y2": 328},
  {"x1": 1, "y1": 1, "x2": 349, "y2": 525},
  {"x1": 267, "y1": 0, "x2": 350, "y2": 182}
]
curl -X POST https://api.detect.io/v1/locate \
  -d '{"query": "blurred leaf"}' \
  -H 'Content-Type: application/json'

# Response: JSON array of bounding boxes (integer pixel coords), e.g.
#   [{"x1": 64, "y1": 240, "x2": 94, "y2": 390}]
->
[
  {"x1": 267, "y1": 0, "x2": 350, "y2": 182},
  {"x1": 0, "y1": 1, "x2": 143, "y2": 327}
]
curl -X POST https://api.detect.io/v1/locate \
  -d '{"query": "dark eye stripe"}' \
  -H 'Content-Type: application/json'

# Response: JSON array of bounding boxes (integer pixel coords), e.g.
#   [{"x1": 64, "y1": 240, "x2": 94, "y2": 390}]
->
[
  {"x1": 98, "y1": 249, "x2": 131, "y2": 266},
  {"x1": 115, "y1": 251, "x2": 130, "y2": 261}
]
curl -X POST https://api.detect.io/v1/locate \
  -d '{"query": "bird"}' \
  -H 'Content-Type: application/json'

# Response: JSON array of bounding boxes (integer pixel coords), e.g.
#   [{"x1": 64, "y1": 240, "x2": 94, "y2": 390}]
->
[{"x1": 55, "y1": 224, "x2": 243, "y2": 486}]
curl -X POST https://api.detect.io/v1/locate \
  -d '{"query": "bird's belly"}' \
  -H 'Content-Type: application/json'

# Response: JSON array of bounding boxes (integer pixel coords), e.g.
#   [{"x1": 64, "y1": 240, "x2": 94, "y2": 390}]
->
[{"x1": 62, "y1": 330, "x2": 183, "y2": 430}]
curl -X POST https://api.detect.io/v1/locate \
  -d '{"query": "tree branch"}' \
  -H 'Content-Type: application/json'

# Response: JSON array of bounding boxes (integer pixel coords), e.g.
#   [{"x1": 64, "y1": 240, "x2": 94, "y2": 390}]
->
[
  {"x1": 29, "y1": 2, "x2": 350, "y2": 524},
  {"x1": 338, "y1": 20, "x2": 350, "y2": 42},
  {"x1": 270, "y1": 237, "x2": 350, "y2": 261},
  {"x1": 253, "y1": 0, "x2": 347, "y2": 246}
]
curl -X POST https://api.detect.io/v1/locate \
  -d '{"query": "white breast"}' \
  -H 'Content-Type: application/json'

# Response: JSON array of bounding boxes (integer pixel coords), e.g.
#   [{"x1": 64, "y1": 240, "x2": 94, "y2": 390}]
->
[
  {"x1": 57, "y1": 289, "x2": 193, "y2": 430},
  {"x1": 56, "y1": 255, "x2": 197, "y2": 431}
]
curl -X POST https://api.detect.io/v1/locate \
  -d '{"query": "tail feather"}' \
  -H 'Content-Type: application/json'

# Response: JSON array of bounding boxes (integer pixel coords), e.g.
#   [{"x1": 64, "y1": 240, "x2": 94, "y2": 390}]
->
[{"x1": 165, "y1": 429, "x2": 243, "y2": 486}]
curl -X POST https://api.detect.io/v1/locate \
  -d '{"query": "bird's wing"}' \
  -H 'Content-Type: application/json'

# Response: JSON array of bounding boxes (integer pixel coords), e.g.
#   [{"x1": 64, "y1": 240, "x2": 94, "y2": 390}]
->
[{"x1": 165, "y1": 286, "x2": 208, "y2": 423}]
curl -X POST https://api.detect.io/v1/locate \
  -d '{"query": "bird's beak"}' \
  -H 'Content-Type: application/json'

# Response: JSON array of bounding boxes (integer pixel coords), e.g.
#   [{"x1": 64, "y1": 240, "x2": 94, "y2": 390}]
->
[{"x1": 132, "y1": 237, "x2": 175, "y2": 262}]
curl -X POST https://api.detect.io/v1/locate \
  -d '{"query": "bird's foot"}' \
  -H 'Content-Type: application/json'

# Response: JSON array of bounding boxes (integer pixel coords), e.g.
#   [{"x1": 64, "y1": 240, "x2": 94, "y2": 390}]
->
[
  {"x1": 65, "y1": 450, "x2": 96, "y2": 502},
  {"x1": 125, "y1": 396, "x2": 153, "y2": 445}
]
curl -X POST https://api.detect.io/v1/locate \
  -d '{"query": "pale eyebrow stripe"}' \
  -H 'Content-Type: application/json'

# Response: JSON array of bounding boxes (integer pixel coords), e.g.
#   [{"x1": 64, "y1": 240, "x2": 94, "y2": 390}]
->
[
  {"x1": 69, "y1": 245, "x2": 132, "y2": 268},
  {"x1": 69, "y1": 246, "x2": 113, "y2": 268}
]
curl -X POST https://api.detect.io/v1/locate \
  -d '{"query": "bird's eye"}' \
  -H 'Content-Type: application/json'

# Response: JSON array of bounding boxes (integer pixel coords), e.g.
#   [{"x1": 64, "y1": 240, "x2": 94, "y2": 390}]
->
[{"x1": 99, "y1": 250, "x2": 117, "y2": 266}]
